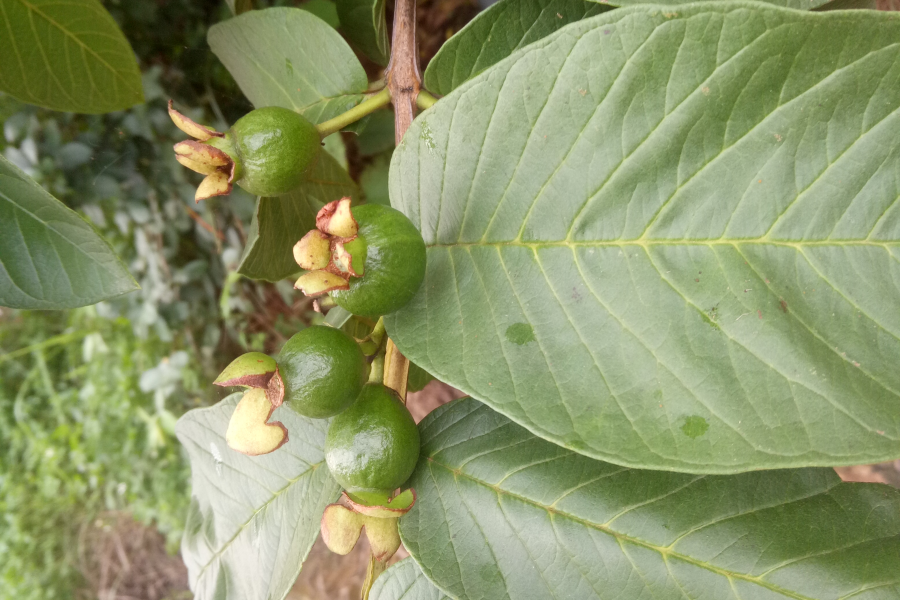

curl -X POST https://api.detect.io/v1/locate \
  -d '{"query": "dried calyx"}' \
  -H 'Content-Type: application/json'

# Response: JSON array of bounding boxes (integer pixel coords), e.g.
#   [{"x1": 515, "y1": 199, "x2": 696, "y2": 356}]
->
[
  {"x1": 168, "y1": 101, "x2": 237, "y2": 202},
  {"x1": 215, "y1": 352, "x2": 287, "y2": 456},
  {"x1": 320, "y1": 504, "x2": 401, "y2": 562},
  {"x1": 319, "y1": 488, "x2": 416, "y2": 561},
  {"x1": 293, "y1": 198, "x2": 365, "y2": 296},
  {"x1": 225, "y1": 388, "x2": 288, "y2": 456}
]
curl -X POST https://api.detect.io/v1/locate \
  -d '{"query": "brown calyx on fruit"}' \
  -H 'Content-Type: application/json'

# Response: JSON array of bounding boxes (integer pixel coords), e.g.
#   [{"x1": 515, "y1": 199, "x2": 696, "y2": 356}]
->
[
  {"x1": 213, "y1": 352, "x2": 277, "y2": 388},
  {"x1": 316, "y1": 198, "x2": 358, "y2": 238},
  {"x1": 292, "y1": 198, "x2": 367, "y2": 299},
  {"x1": 266, "y1": 368, "x2": 285, "y2": 408},
  {"x1": 168, "y1": 100, "x2": 224, "y2": 141},
  {"x1": 294, "y1": 270, "x2": 350, "y2": 297},
  {"x1": 225, "y1": 388, "x2": 288, "y2": 456},
  {"x1": 293, "y1": 230, "x2": 332, "y2": 271},
  {"x1": 320, "y1": 504, "x2": 401, "y2": 562},
  {"x1": 168, "y1": 100, "x2": 236, "y2": 202},
  {"x1": 342, "y1": 489, "x2": 416, "y2": 518},
  {"x1": 330, "y1": 238, "x2": 364, "y2": 278}
]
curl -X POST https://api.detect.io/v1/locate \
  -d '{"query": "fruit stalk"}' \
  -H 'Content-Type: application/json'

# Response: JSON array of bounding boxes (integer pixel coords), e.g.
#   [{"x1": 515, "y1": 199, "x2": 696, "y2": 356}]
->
[
  {"x1": 416, "y1": 90, "x2": 438, "y2": 110},
  {"x1": 315, "y1": 88, "x2": 392, "y2": 138}
]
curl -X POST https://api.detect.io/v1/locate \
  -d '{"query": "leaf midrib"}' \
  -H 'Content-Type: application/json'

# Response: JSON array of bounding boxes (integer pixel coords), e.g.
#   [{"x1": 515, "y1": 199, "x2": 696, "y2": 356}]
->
[
  {"x1": 424, "y1": 239, "x2": 900, "y2": 248},
  {"x1": 187, "y1": 434, "x2": 327, "y2": 583},
  {"x1": 427, "y1": 456, "x2": 826, "y2": 600}
]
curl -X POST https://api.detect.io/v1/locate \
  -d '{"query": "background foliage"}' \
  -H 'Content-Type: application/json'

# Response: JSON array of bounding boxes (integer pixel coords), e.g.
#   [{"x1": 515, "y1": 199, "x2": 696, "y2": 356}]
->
[{"x1": 0, "y1": 2, "x2": 314, "y2": 597}]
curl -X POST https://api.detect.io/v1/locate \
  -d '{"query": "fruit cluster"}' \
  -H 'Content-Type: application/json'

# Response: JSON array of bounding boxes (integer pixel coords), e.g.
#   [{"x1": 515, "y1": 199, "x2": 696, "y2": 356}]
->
[
  {"x1": 217, "y1": 326, "x2": 420, "y2": 494},
  {"x1": 181, "y1": 104, "x2": 430, "y2": 562},
  {"x1": 215, "y1": 324, "x2": 421, "y2": 561}
]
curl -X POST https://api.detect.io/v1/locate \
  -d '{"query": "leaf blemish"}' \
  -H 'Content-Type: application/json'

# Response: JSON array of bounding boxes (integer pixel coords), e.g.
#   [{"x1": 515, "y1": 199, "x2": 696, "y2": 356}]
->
[
  {"x1": 506, "y1": 323, "x2": 535, "y2": 345},
  {"x1": 681, "y1": 416, "x2": 709, "y2": 439},
  {"x1": 420, "y1": 122, "x2": 437, "y2": 155}
]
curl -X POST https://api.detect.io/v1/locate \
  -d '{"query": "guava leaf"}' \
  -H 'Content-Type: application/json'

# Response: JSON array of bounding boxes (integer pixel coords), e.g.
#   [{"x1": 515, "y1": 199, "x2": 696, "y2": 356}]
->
[
  {"x1": 815, "y1": 0, "x2": 877, "y2": 8},
  {"x1": 385, "y1": 4, "x2": 900, "y2": 473},
  {"x1": 208, "y1": 7, "x2": 368, "y2": 123},
  {"x1": 336, "y1": 0, "x2": 389, "y2": 66},
  {"x1": 423, "y1": 0, "x2": 611, "y2": 96},
  {"x1": 176, "y1": 393, "x2": 340, "y2": 600},
  {"x1": 401, "y1": 398, "x2": 900, "y2": 600},
  {"x1": 0, "y1": 0, "x2": 143, "y2": 113},
  {"x1": 407, "y1": 361, "x2": 435, "y2": 393},
  {"x1": 238, "y1": 151, "x2": 359, "y2": 282},
  {"x1": 370, "y1": 559, "x2": 451, "y2": 600},
  {"x1": 0, "y1": 155, "x2": 138, "y2": 309},
  {"x1": 604, "y1": 0, "x2": 832, "y2": 8}
]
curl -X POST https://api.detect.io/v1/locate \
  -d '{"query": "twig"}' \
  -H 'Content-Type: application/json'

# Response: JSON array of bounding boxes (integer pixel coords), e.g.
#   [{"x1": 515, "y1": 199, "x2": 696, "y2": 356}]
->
[
  {"x1": 358, "y1": 0, "x2": 419, "y2": 596},
  {"x1": 316, "y1": 88, "x2": 392, "y2": 137},
  {"x1": 416, "y1": 90, "x2": 439, "y2": 110},
  {"x1": 385, "y1": 0, "x2": 421, "y2": 145},
  {"x1": 379, "y1": 0, "x2": 419, "y2": 402},
  {"x1": 183, "y1": 204, "x2": 225, "y2": 240}
]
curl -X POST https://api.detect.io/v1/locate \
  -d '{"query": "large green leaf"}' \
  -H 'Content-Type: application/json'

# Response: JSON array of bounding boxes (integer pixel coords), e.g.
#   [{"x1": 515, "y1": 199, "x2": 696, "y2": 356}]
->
[
  {"x1": 386, "y1": 3, "x2": 900, "y2": 473},
  {"x1": 176, "y1": 393, "x2": 341, "y2": 600},
  {"x1": 237, "y1": 151, "x2": 359, "y2": 282},
  {"x1": 336, "y1": 0, "x2": 389, "y2": 66},
  {"x1": 423, "y1": 0, "x2": 844, "y2": 98},
  {"x1": 607, "y1": 0, "x2": 832, "y2": 8},
  {"x1": 0, "y1": 155, "x2": 138, "y2": 308},
  {"x1": 370, "y1": 559, "x2": 451, "y2": 600},
  {"x1": 208, "y1": 7, "x2": 368, "y2": 124},
  {"x1": 423, "y1": 0, "x2": 610, "y2": 96},
  {"x1": 0, "y1": 0, "x2": 143, "y2": 113},
  {"x1": 401, "y1": 398, "x2": 900, "y2": 600}
]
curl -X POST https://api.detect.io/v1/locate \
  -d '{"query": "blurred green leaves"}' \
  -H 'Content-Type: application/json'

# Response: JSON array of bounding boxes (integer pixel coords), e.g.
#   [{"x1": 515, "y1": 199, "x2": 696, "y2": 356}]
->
[
  {"x1": 336, "y1": 0, "x2": 390, "y2": 65},
  {"x1": 0, "y1": 154, "x2": 139, "y2": 309},
  {"x1": 0, "y1": 309, "x2": 199, "y2": 599},
  {"x1": 207, "y1": 7, "x2": 368, "y2": 123},
  {"x1": 0, "y1": 0, "x2": 144, "y2": 113}
]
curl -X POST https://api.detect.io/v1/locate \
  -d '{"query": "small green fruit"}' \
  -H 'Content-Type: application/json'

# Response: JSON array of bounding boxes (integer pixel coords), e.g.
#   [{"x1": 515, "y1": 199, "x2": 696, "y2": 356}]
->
[
  {"x1": 169, "y1": 101, "x2": 320, "y2": 201},
  {"x1": 212, "y1": 106, "x2": 321, "y2": 197},
  {"x1": 278, "y1": 326, "x2": 368, "y2": 419},
  {"x1": 325, "y1": 383, "x2": 420, "y2": 492},
  {"x1": 330, "y1": 204, "x2": 426, "y2": 318}
]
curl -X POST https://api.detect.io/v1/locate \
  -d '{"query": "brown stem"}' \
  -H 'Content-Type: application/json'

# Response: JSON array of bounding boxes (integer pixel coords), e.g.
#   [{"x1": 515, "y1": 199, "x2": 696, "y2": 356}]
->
[
  {"x1": 385, "y1": 0, "x2": 421, "y2": 145},
  {"x1": 380, "y1": 0, "x2": 418, "y2": 403}
]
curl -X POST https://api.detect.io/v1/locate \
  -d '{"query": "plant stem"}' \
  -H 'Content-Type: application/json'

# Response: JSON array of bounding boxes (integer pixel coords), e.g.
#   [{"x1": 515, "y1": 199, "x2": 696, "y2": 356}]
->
[
  {"x1": 377, "y1": 0, "x2": 419, "y2": 406},
  {"x1": 358, "y1": 1, "x2": 418, "y2": 596},
  {"x1": 385, "y1": 0, "x2": 421, "y2": 144},
  {"x1": 361, "y1": 555, "x2": 388, "y2": 600},
  {"x1": 315, "y1": 88, "x2": 392, "y2": 138},
  {"x1": 416, "y1": 90, "x2": 439, "y2": 110}
]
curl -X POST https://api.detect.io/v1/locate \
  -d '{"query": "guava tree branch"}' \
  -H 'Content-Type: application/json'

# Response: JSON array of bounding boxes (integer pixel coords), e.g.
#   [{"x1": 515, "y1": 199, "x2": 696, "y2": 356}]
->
[
  {"x1": 381, "y1": 0, "x2": 420, "y2": 401},
  {"x1": 385, "y1": 0, "x2": 421, "y2": 145}
]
